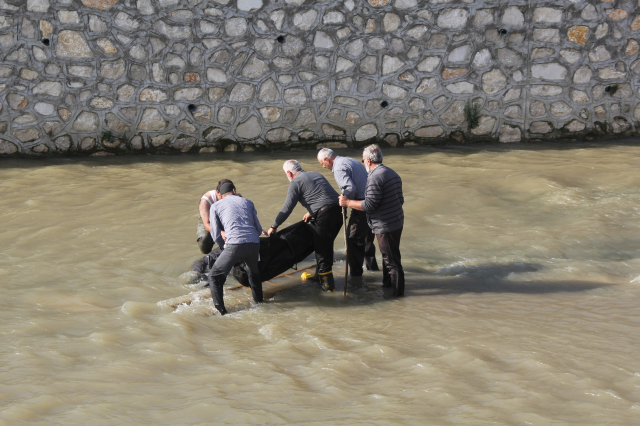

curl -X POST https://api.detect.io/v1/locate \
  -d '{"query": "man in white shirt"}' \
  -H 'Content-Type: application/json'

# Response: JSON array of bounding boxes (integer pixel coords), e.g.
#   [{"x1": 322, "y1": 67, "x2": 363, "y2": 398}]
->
[{"x1": 196, "y1": 187, "x2": 219, "y2": 254}]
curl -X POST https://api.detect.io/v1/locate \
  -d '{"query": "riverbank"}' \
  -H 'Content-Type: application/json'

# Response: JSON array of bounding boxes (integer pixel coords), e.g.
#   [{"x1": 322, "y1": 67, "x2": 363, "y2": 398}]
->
[{"x1": 1, "y1": 0, "x2": 639, "y2": 158}]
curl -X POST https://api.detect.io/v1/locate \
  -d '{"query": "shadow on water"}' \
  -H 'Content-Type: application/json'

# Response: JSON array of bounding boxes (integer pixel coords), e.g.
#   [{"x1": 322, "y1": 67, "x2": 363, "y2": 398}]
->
[
  {"x1": 264, "y1": 262, "x2": 614, "y2": 312},
  {"x1": 3, "y1": 137, "x2": 640, "y2": 169}
]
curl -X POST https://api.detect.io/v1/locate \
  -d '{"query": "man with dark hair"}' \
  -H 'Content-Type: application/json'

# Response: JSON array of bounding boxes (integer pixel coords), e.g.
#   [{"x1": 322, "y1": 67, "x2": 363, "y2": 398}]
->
[
  {"x1": 317, "y1": 148, "x2": 379, "y2": 276},
  {"x1": 208, "y1": 180, "x2": 264, "y2": 315},
  {"x1": 195, "y1": 179, "x2": 234, "y2": 254},
  {"x1": 266, "y1": 160, "x2": 343, "y2": 292},
  {"x1": 338, "y1": 145, "x2": 405, "y2": 296}
]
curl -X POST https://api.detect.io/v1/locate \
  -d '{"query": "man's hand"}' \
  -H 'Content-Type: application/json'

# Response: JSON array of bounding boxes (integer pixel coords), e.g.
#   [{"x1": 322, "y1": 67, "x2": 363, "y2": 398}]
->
[
  {"x1": 338, "y1": 196, "x2": 350, "y2": 208},
  {"x1": 303, "y1": 212, "x2": 312, "y2": 222},
  {"x1": 221, "y1": 230, "x2": 226, "y2": 241},
  {"x1": 267, "y1": 227, "x2": 277, "y2": 237}
]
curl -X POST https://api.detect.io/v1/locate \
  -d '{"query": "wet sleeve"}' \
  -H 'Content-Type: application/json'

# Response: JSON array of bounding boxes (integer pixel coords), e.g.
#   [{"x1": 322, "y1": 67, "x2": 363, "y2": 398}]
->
[
  {"x1": 334, "y1": 165, "x2": 357, "y2": 199},
  {"x1": 210, "y1": 205, "x2": 225, "y2": 249},
  {"x1": 272, "y1": 182, "x2": 300, "y2": 229},
  {"x1": 361, "y1": 175, "x2": 384, "y2": 213}
]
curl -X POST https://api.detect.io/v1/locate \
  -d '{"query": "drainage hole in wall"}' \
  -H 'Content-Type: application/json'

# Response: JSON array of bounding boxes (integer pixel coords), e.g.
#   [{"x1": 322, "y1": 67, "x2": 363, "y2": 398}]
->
[
  {"x1": 499, "y1": 29, "x2": 508, "y2": 36},
  {"x1": 277, "y1": 35, "x2": 285, "y2": 44},
  {"x1": 188, "y1": 104, "x2": 196, "y2": 112},
  {"x1": 42, "y1": 38, "x2": 50, "y2": 46},
  {"x1": 380, "y1": 101, "x2": 389, "y2": 108}
]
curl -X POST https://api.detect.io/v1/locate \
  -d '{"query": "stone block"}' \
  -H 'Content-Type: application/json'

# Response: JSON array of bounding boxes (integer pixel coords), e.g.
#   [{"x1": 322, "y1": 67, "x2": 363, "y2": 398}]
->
[
  {"x1": 57, "y1": 31, "x2": 93, "y2": 58},
  {"x1": 470, "y1": 116, "x2": 497, "y2": 136},
  {"x1": 438, "y1": 8, "x2": 468, "y2": 29},
  {"x1": 533, "y1": 8, "x2": 562, "y2": 23},
  {"x1": 230, "y1": 83, "x2": 255, "y2": 103},
  {"x1": 266, "y1": 128, "x2": 291, "y2": 143},
  {"x1": 499, "y1": 125, "x2": 521, "y2": 143},
  {"x1": 530, "y1": 85, "x2": 563, "y2": 97},
  {"x1": 415, "y1": 126, "x2": 444, "y2": 138},
  {"x1": 440, "y1": 100, "x2": 466, "y2": 126},
  {"x1": 82, "y1": 0, "x2": 118, "y2": 10},
  {"x1": 564, "y1": 120, "x2": 586, "y2": 132},
  {"x1": 14, "y1": 127, "x2": 40, "y2": 142},
  {"x1": 568, "y1": 26, "x2": 589, "y2": 44},
  {"x1": 322, "y1": 124, "x2": 345, "y2": 136},
  {"x1": 502, "y1": 6, "x2": 524, "y2": 27},
  {"x1": 531, "y1": 63, "x2": 568, "y2": 80},
  {"x1": 417, "y1": 57, "x2": 441, "y2": 73},
  {"x1": 284, "y1": 88, "x2": 307, "y2": 105},
  {"x1": 139, "y1": 108, "x2": 167, "y2": 131},
  {"x1": 382, "y1": 84, "x2": 408, "y2": 100},
  {"x1": 530, "y1": 101, "x2": 546, "y2": 117},
  {"x1": 33, "y1": 81, "x2": 62, "y2": 97},
  {"x1": 550, "y1": 101, "x2": 572, "y2": 117},
  {"x1": 482, "y1": 69, "x2": 507, "y2": 94}
]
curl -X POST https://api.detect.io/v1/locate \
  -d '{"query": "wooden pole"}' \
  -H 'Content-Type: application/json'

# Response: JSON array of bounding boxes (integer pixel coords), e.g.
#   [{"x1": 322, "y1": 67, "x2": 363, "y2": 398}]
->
[{"x1": 343, "y1": 206, "x2": 349, "y2": 296}]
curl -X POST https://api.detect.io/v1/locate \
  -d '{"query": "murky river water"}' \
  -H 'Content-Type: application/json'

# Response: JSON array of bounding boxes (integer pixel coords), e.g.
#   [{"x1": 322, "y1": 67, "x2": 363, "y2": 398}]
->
[{"x1": 1, "y1": 143, "x2": 640, "y2": 425}]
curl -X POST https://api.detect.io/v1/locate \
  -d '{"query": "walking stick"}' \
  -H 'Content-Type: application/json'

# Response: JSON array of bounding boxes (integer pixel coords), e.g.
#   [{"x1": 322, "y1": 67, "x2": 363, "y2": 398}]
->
[{"x1": 342, "y1": 206, "x2": 349, "y2": 296}]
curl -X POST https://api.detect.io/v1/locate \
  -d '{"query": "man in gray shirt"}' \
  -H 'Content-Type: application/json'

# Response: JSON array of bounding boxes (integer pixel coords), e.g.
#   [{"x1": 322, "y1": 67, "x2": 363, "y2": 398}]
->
[
  {"x1": 317, "y1": 148, "x2": 379, "y2": 276},
  {"x1": 266, "y1": 160, "x2": 343, "y2": 292},
  {"x1": 339, "y1": 145, "x2": 405, "y2": 296},
  {"x1": 209, "y1": 180, "x2": 264, "y2": 315}
]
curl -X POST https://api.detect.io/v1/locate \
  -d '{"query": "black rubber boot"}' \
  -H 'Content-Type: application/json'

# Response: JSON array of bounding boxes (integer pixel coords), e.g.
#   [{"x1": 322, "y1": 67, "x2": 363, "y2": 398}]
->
[{"x1": 319, "y1": 272, "x2": 335, "y2": 292}]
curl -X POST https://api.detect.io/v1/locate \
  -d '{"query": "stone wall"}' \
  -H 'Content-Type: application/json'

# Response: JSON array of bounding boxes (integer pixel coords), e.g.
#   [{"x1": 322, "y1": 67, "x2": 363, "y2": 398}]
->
[{"x1": 1, "y1": 0, "x2": 640, "y2": 157}]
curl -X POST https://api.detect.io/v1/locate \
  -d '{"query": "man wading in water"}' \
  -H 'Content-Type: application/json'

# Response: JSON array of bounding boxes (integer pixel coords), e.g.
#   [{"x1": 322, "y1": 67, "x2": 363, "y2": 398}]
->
[
  {"x1": 196, "y1": 187, "x2": 219, "y2": 254},
  {"x1": 339, "y1": 145, "x2": 405, "y2": 296},
  {"x1": 208, "y1": 180, "x2": 263, "y2": 315},
  {"x1": 266, "y1": 160, "x2": 343, "y2": 292},
  {"x1": 317, "y1": 148, "x2": 380, "y2": 277}
]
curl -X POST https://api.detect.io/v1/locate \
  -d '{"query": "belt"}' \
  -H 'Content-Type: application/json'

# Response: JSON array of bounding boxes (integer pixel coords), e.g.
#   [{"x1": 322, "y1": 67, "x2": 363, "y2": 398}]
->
[
  {"x1": 312, "y1": 203, "x2": 339, "y2": 220},
  {"x1": 317, "y1": 203, "x2": 339, "y2": 214}
]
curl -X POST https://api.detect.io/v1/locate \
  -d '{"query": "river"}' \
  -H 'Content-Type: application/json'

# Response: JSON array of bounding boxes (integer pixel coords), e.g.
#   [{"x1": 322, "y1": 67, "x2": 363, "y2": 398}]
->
[{"x1": 1, "y1": 143, "x2": 639, "y2": 425}]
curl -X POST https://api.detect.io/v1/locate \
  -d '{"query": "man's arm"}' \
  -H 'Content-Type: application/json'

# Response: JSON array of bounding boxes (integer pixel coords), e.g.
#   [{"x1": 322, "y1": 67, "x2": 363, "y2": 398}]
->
[
  {"x1": 210, "y1": 204, "x2": 225, "y2": 248},
  {"x1": 271, "y1": 182, "x2": 301, "y2": 229},
  {"x1": 199, "y1": 198, "x2": 212, "y2": 232},
  {"x1": 334, "y1": 166, "x2": 357, "y2": 200}
]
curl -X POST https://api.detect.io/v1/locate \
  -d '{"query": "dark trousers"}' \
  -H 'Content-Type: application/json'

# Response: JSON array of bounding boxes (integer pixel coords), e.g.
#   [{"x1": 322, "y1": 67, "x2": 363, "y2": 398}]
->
[
  {"x1": 208, "y1": 243, "x2": 262, "y2": 315},
  {"x1": 197, "y1": 217, "x2": 214, "y2": 254},
  {"x1": 347, "y1": 209, "x2": 379, "y2": 276},
  {"x1": 307, "y1": 205, "x2": 343, "y2": 274},
  {"x1": 376, "y1": 227, "x2": 404, "y2": 297}
]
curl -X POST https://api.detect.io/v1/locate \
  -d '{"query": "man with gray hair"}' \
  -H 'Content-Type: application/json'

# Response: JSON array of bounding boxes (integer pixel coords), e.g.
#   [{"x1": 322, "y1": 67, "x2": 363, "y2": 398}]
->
[
  {"x1": 317, "y1": 148, "x2": 379, "y2": 276},
  {"x1": 266, "y1": 160, "x2": 343, "y2": 292},
  {"x1": 338, "y1": 145, "x2": 405, "y2": 296}
]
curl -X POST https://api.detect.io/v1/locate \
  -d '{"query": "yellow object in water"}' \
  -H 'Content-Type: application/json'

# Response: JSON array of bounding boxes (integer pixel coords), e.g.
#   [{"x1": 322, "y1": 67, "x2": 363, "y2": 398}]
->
[{"x1": 301, "y1": 270, "x2": 317, "y2": 281}]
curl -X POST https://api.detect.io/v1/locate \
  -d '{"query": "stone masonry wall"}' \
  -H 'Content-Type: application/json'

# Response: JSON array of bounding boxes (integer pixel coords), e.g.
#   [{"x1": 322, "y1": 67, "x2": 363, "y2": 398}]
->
[{"x1": 1, "y1": 0, "x2": 640, "y2": 157}]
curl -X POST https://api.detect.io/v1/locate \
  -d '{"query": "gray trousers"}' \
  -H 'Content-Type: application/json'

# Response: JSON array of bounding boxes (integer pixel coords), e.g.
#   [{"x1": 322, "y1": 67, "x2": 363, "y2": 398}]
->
[
  {"x1": 196, "y1": 217, "x2": 214, "y2": 254},
  {"x1": 208, "y1": 243, "x2": 262, "y2": 315}
]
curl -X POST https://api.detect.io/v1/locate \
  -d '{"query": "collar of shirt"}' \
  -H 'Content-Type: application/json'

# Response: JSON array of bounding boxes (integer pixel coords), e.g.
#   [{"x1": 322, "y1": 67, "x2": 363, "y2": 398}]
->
[{"x1": 368, "y1": 163, "x2": 382, "y2": 175}]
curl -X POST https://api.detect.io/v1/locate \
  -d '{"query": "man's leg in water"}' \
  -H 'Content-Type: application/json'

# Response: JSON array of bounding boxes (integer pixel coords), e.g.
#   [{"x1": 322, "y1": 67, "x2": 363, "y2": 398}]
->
[
  {"x1": 241, "y1": 243, "x2": 263, "y2": 304},
  {"x1": 208, "y1": 245, "x2": 241, "y2": 315},
  {"x1": 197, "y1": 217, "x2": 214, "y2": 254}
]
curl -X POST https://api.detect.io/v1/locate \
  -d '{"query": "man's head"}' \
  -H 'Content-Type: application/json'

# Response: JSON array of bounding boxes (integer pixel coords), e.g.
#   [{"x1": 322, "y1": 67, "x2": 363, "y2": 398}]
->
[
  {"x1": 317, "y1": 148, "x2": 337, "y2": 171},
  {"x1": 283, "y1": 160, "x2": 302, "y2": 182},
  {"x1": 217, "y1": 179, "x2": 236, "y2": 198},
  {"x1": 362, "y1": 144, "x2": 383, "y2": 172}
]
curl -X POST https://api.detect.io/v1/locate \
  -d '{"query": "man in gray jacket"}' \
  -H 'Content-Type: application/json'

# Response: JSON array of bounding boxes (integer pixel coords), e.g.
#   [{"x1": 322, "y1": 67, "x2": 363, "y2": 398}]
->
[
  {"x1": 317, "y1": 148, "x2": 379, "y2": 276},
  {"x1": 338, "y1": 145, "x2": 405, "y2": 296},
  {"x1": 267, "y1": 160, "x2": 343, "y2": 292},
  {"x1": 209, "y1": 180, "x2": 263, "y2": 315}
]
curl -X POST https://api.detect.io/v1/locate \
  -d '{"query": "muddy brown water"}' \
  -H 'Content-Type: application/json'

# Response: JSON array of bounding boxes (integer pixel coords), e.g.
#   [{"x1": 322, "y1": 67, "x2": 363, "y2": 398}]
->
[{"x1": 1, "y1": 143, "x2": 640, "y2": 425}]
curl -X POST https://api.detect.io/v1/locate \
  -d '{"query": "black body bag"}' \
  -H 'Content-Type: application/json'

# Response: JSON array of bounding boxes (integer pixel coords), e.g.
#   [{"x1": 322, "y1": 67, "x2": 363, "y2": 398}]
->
[{"x1": 191, "y1": 221, "x2": 315, "y2": 286}]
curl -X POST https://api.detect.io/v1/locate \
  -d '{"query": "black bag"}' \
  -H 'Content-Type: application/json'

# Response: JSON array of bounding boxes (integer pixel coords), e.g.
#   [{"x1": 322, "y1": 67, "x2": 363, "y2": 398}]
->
[{"x1": 191, "y1": 221, "x2": 315, "y2": 286}]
